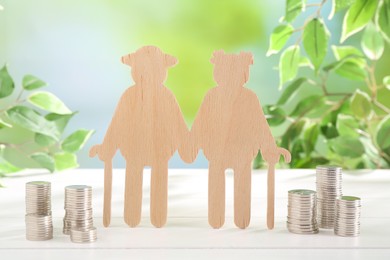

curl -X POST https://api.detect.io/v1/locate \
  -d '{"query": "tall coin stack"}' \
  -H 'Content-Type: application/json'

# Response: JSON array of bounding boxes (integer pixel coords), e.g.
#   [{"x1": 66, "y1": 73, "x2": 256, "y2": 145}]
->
[
  {"x1": 287, "y1": 189, "x2": 319, "y2": 234},
  {"x1": 334, "y1": 196, "x2": 361, "y2": 237},
  {"x1": 25, "y1": 181, "x2": 53, "y2": 241},
  {"x1": 63, "y1": 185, "x2": 97, "y2": 242},
  {"x1": 316, "y1": 165, "x2": 342, "y2": 229}
]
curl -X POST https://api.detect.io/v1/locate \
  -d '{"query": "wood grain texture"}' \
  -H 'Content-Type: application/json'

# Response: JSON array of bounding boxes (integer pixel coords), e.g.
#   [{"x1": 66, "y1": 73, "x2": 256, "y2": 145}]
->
[
  {"x1": 180, "y1": 50, "x2": 291, "y2": 229},
  {"x1": 89, "y1": 46, "x2": 188, "y2": 228},
  {"x1": 90, "y1": 46, "x2": 291, "y2": 230}
]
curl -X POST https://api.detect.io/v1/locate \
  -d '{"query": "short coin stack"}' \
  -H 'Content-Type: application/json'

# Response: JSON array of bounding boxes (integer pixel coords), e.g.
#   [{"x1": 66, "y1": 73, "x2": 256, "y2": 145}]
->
[
  {"x1": 70, "y1": 227, "x2": 98, "y2": 243},
  {"x1": 63, "y1": 185, "x2": 96, "y2": 242},
  {"x1": 316, "y1": 165, "x2": 342, "y2": 229},
  {"x1": 287, "y1": 189, "x2": 318, "y2": 234},
  {"x1": 334, "y1": 196, "x2": 361, "y2": 237},
  {"x1": 25, "y1": 181, "x2": 53, "y2": 241}
]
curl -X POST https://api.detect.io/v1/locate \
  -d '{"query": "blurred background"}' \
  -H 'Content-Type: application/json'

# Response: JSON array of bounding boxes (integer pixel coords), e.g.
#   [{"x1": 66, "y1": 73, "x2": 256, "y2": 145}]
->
[{"x1": 1, "y1": 0, "x2": 389, "y2": 169}]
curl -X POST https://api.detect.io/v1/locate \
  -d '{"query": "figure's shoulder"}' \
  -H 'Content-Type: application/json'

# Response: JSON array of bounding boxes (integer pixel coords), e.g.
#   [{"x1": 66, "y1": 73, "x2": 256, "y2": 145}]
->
[
  {"x1": 122, "y1": 85, "x2": 138, "y2": 95},
  {"x1": 240, "y1": 88, "x2": 261, "y2": 103},
  {"x1": 241, "y1": 87, "x2": 257, "y2": 98},
  {"x1": 203, "y1": 86, "x2": 220, "y2": 100}
]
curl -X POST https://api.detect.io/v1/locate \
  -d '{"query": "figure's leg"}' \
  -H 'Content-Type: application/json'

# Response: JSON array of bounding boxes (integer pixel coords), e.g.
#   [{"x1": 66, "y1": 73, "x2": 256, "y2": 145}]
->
[
  {"x1": 150, "y1": 161, "x2": 168, "y2": 228},
  {"x1": 124, "y1": 162, "x2": 143, "y2": 227},
  {"x1": 103, "y1": 160, "x2": 113, "y2": 227},
  {"x1": 234, "y1": 162, "x2": 252, "y2": 229},
  {"x1": 208, "y1": 161, "x2": 225, "y2": 229}
]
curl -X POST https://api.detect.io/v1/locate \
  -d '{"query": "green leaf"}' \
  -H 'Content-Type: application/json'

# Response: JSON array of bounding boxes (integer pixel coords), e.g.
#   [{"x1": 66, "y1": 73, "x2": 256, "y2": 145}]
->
[
  {"x1": 5, "y1": 106, "x2": 60, "y2": 140},
  {"x1": 264, "y1": 105, "x2": 286, "y2": 126},
  {"x1": 384, "y1": 76, "x2": 390, "y2": 89},
  {"x1": 45, "y1": 112, "x2": 76, "y2": 134},
  {"x1": 291, "y1": 139, "x2": 305, "y2": 157},
  {"x1": 281, "y1": 120, "x2": 306, "y2": 149},
  {"x1": 328, "y1": 136, "x2": 365, "y2": 158},
  {"x1": 54, "y1": 152, "x2": 78, "y2": 171},
  {"x1": 321, "y1": 123, "x2": 339, "y2": 139},
  {"x1": 298, "y1": 56, "x2": 313, "y2": 68},
  {"x1": 34, "y1": 133, "x2": 57, "y2": 147},
  {"x1": 0, "y1": 118, "x2": 12, "y2": 129},
  {"x1": 285, "y1": 0, "x2": 306, "y2": 22},
  {"x1": 290, "y1": 95, "x2": 327, "y2": 118},
  {"x1": 279, "y1": 46, "x2": 300, "y2": 89},
  {"x1": 277, "y1": 77, "x2": 307, "y2": 105},
  {"x1": 336, "y1": 114, "x2": 360, "y2": 137},
  {"x1": 376, "y1": 0, "x2": 390, "y2": 42},
  {"x1": 28, "y1": 91, "x2": 72, "y2": 114},
  {"x1": 0, "y1": 65, "x2": 15, "y2": 98},
  {"x1": 22, "y1": 75, "x2": 47, "y2": 90},
  {"x1": 335, "y1": 61, "x2": 367, "y2": 81},
  {"x1": 376, "y1": 115, "x2": 390, "y2": 150},
  {"x1": 361, "y1": 22, "x2": 385, "y2": 60},
  {"x1": 303, "y1": 18, "x2": 329, "y2": 71},
  {"x1": 0, "y1": 160, "x2": 21, "y2": 174},
  {"x1": 329, "y1": 0, "x2": 356, "y2": 19},
  {"x1": 266, "y1": 24, "x2": 294, "y2": 56},
  {"x1": 341, "y1": 0, "x2": 379, "y2": 43},
  {"x1": 303, "y1": 123, "x2": 320, "y2": 153},
  {"x1": 331, "y1": 45, "x2": 365, "y2": 64},
  {"x1": 61, "y1": 129, "x2": 94, "y2": 153},
  {"x1": 350, "y1": 90, "x2": 372, "y2": 118},
  {"x1": 30, "y1": 152, "x2": 55, "y2": 172}
]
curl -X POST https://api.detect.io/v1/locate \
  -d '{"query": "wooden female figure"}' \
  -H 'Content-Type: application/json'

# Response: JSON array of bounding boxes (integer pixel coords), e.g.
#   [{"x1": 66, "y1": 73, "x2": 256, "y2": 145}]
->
[{"x1": 180, "y1": 50, "x2": 291, "y2": 229}]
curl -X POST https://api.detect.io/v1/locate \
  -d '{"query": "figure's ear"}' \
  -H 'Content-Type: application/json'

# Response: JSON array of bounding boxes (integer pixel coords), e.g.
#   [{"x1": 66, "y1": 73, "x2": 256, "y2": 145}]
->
[
  {"x1": 210, "y1": 50, "x2": 225, "y2": 64},
  {"x1": 165, "y1": 54, "x2": 178, "y2": 67},
  {"x1": 240, "y1": 51, "x2": 254, "y2": 65},
  {"x1": 121, "y1": 54, "x2": 134, "y2": 67}
]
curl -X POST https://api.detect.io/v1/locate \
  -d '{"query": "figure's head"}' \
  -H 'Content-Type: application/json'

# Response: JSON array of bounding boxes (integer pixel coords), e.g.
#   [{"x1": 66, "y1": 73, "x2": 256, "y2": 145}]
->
[
  {"x1": 210, "y1": 50, "x2": 253, "y2": 87},
  {"x1": 121, "y1": 46, "x2": 177, "y2": 84}
]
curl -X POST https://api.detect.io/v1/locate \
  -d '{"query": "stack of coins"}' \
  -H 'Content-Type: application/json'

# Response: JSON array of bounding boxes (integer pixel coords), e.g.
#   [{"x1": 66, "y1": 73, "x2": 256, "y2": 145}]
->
[
  {"x1": 70, "y1": 227, "x2": 97, "y2": 243},
  {"x1": 63, "y1": 185, "x2": 97, "y2": 242},
  {"x1": 334, "y1": 196, "x2": 361, "y2": 237},
  {"x1": 316, "y1": 165, "x2": 342, "y2": 229},
  {"x1": 25, "y1": 181, "x2": 53, "y2": 241},
  {"x1": 287, "y1": 189, "x2": 319, "y2": 234}
]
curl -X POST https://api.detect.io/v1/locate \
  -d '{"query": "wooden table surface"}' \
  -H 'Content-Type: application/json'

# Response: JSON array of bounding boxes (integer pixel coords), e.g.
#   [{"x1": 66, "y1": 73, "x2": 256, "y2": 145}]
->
[{"x1": 0, "y1": 169, "x2": 389, "y2": 260}]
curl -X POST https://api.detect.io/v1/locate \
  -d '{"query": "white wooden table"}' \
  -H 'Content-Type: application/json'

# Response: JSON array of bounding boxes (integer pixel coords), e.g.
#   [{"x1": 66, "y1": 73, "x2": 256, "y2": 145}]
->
[{"x1": 0, "y1": 169, "x2": 389, "y2": 259}]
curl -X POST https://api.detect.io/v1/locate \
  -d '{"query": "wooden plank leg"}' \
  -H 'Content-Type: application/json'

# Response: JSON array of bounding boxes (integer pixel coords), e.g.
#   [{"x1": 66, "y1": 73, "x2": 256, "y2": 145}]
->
[
  {"x1": 234, "y1": 162, "x2": 251, "y2": 229},
  {"x1": 150, "y1": 162, "x2": 168, "y2": 228},
  {"x1": 267, "y1": 163, "x2": 276, "y2": 230},
  {"x1": 103, "y1": 161, "x2": 113, "y2": 227},
  {"x1": 124, "y1": 163, "x2": 143, "y2": 227},
  {"x1": 208, "y1": 162, "x2": 225, "y2": 229}
]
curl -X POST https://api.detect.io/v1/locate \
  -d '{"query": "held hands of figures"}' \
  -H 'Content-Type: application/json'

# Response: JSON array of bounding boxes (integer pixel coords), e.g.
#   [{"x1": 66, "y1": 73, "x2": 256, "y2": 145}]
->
[{"x1": 178, "y1": 132, "x2": 198, "y2": 163}]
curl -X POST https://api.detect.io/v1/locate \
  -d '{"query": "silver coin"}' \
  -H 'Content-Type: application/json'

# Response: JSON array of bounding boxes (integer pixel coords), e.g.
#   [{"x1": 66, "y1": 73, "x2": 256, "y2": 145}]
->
[{"x1": 70, "y1": 227, "x2": 97, "y2": 243}]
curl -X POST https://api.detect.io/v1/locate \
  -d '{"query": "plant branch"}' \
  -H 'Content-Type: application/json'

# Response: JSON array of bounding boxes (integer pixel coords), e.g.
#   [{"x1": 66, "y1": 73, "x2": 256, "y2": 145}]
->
[
  {"x1": 315, "y1": 0, "x2": 328, "y2": 17},
  {"x1": 367, "y1": 61, "x2": 378, "y2": 99},
  {"x1": 373, "y1": 99, "x2": 390, "y2": 114}
]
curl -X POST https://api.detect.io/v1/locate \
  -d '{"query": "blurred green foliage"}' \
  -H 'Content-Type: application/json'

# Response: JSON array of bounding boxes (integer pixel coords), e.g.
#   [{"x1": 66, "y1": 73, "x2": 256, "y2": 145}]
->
[
  {"x1": 0, "y1": 66, "x2": 93, "y2": 181},
  {"x1": 110, "y1": 0, "x2": 265, "y2": 123},
  {"x1": 254, "y1": 0, "x2": 390, "y2": 169}
]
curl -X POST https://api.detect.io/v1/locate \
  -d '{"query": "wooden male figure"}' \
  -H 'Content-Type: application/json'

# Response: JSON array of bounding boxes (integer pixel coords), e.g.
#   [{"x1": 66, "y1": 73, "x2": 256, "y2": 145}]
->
[{"x1": 90, "y1": 46, "x2": 188, "y2": 228}]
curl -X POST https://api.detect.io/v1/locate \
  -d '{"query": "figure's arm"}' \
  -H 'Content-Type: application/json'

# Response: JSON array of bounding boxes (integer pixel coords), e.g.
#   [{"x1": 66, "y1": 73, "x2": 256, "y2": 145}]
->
[
  {"x1": 89, "y1": 92, "x2": 129, "y2": 162},
  {"x1": 178, "y1": 93, "x2": 211, "y2": 163},
  {"x1": 172, "y1": 99, "x2": 194, "y2": 163},
  {"x1": 254, "y1": 98, "x2": 291, "y2": 164},
  {"x1": 186, "y1": 93, "x2": 212, "y2": 161}
]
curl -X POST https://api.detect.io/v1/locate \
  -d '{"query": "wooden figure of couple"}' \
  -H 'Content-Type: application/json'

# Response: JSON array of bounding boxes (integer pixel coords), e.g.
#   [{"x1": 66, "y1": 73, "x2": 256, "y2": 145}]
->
[{"x1": 89, "y1": 46, "x2": 291, "y2": 230}]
